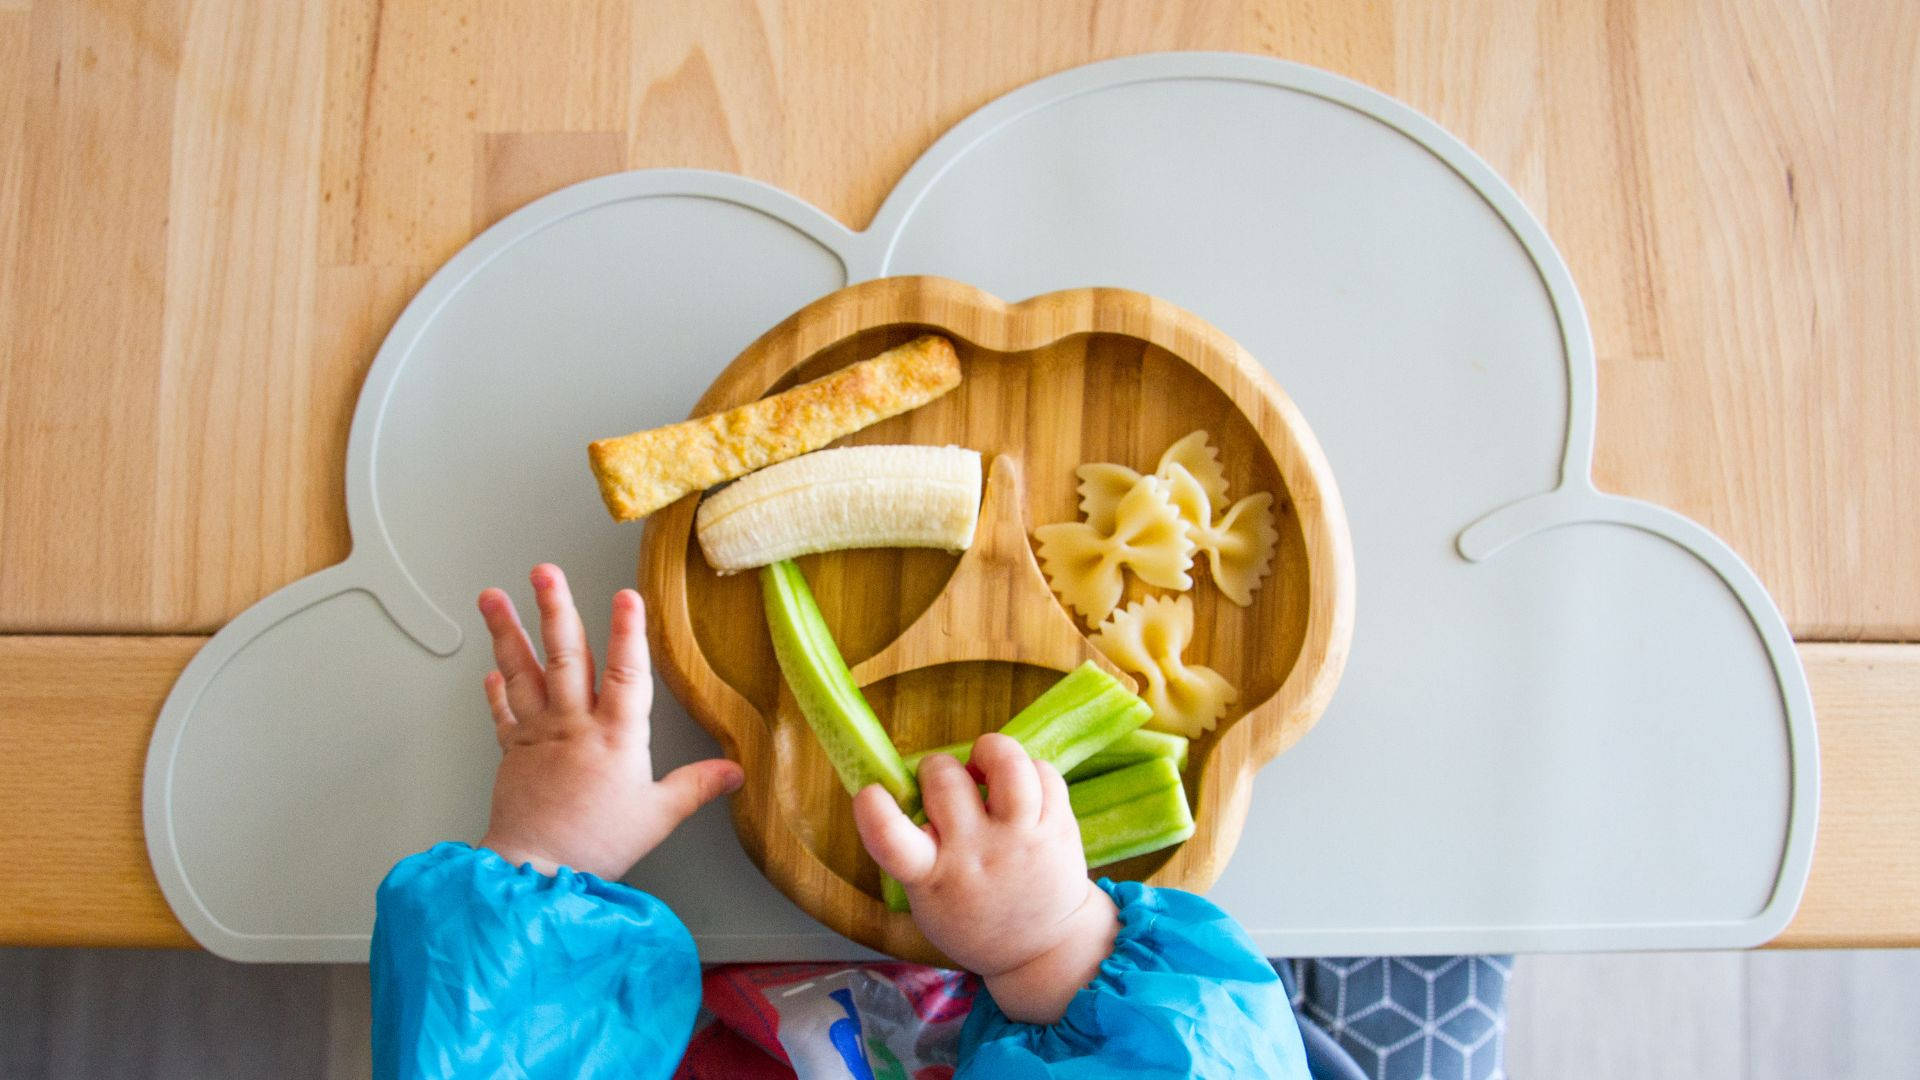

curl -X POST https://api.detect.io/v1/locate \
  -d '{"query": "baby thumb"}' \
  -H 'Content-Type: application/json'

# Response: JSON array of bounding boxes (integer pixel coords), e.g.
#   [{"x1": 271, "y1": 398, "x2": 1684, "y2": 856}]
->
[{"x1": 656, "y1": 758, "x2": 745, "y2": 826}]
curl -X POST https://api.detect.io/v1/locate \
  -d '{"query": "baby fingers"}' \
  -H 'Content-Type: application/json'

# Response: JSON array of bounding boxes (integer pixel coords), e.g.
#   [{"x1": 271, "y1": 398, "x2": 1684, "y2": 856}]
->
[
  {"x1": 973, "y1": 733, "x2": 1042, "y2": 826},
  {"x1": 478, "y1": 587, "x2": 545, "y2": 718},
  {"x1": 596, "y1": 589, "x2": 653, "y2": 727},
  {"x1": 853, "y1": 783, "x2": 938, "y2": 884},
  {"x1": 531, "y1": 565, "x2": 593, "y2": 712},
  {"x1": 918, "y1": 752, "x2": 985, "y2": 841},
  {"x1": 483, "y1": 671, "x2": 517, "y2": 747}
]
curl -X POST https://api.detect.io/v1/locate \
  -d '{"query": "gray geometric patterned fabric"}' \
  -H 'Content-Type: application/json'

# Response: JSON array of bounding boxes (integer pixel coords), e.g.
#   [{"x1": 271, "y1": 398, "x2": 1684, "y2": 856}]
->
[{"x1": 1281, "y1": 956, "x2": 1513, "y2": 1080}]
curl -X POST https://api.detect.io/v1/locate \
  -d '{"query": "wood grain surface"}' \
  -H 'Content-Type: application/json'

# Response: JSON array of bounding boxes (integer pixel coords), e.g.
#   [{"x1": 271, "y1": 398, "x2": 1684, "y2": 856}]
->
[
  {"x1": 0, "y1": 637, "x2": 197, "y2": 948},
  {"x1": 0, "y1": 1, "x2": 1915, "y2": 948},
  {"x1": 641, "y1": 277, "x2": 1353, "y2": 959}
]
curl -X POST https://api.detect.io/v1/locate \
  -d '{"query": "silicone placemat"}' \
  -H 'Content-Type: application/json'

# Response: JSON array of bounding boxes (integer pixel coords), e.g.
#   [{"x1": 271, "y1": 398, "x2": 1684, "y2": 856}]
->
[{"x1": 145, "y1": 53, "x2": 1815, "y2": 962}]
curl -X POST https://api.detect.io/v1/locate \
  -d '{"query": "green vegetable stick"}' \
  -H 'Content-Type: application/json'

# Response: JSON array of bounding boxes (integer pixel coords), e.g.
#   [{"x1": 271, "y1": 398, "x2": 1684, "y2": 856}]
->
[
  {"x1": 1071, "y1": 758, "x2": 1195, "y2": 867},
  {"x1": 1002, "y1": 661, "x2": 1152, "y2": 775},
  {"x1": 899, "y1": 662, "x2": 1152, "y2": 778},
  {"x1": 881, "y1": 806, "x2": 931, "y2": 913},
  {"x1": 761, "y1": 560, "x2": 919, "y2": 814},
  {"x1": 1067, "y1": 756, "x2": 1182, "y2": 816},
  {"x1": 881, "y1": 870, "x2": 911, "y2": 913},
  {"x1": 899, "y1": 742, "x2": 964, "y2": 775},
  {"x1": 905, "y1": 726, "x2": 1186, "y2": 782},
  {"x1": 1063, "y1": 729, "x2": 1189, "y2": 782}
]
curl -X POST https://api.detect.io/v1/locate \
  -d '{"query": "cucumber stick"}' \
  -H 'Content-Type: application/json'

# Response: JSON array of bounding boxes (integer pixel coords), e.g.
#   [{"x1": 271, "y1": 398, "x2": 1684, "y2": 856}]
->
[
  {"x1": 1070, "y1": 758, "x2": 1196, "y2": 867},
  {"x1": 1002, "y1": 661, "x2": 1153, "y2": 775},
  {"x1": 904, "y1": 726, "x2": 1186, "y2": 782},
  {"x1": 881, "y1": 869, "x2": 911, "y2": 912},
  {"x1": 899, "y1": 661, "x2": 1153, "y2": 778},
  {"x1": 1063, "y1": 729, "x2": 1189, "y2": 782},
  {"x1": 761, "y1": 560, "x2": 919, "y2": 814}
]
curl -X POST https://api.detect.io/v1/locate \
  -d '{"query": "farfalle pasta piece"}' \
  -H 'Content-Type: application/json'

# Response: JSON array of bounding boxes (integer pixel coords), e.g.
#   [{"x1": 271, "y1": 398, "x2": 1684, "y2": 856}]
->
[
  {"x1": 1089, "y1": 595, "x2": 1237, "y2": 738},
  {"x1": 1035, "y1": 473, "x2": 1195, "y2": 623},
  {"x1": 1156, "y1": 430, "x2": 1230, "y2": 512},
  {"x1": 1076, "y1": 430, "x2": 1229, "y2": 533},
  {"x1": 1075, "y1": 462, "x2": 1143, "y2": 534},
  {"x1": 1162, "y1": 464, "x2": 1281, "y2": 607},
  {"x1": 1077, "y1": 430, "x2": 1279, "y2": 607}
]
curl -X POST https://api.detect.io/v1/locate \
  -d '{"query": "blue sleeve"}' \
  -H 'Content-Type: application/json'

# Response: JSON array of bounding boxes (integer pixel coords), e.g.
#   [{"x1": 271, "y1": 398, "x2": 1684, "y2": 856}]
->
[
  {"x1": 956, "y1": 879, "x2": 1311, "y2": 1080},
  {"x1": 371, "y1": 842, "x2": 700, "y2": 1080}
]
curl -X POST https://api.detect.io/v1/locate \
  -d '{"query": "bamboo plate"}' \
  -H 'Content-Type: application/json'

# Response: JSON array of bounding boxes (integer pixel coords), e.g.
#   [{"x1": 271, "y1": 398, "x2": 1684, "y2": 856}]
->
[{"x1": 643, "y1": 275, "x2": 1353, "y2": 961}]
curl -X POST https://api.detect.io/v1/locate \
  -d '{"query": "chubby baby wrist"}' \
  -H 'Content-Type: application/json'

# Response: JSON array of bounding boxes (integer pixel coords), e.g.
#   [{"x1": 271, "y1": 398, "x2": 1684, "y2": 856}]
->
[
  {"x1": 979, "y1": 885, "x2": 1121, "y2": 1025},
  {"x1": 478, "y1": 832, "x2": 565, "y2": 877}
]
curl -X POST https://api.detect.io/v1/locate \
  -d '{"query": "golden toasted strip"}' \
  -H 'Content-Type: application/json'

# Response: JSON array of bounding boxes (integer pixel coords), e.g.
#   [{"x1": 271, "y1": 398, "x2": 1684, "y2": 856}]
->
[{"x1": 588, "y1": 335, "x2": 962, "y2": 521}]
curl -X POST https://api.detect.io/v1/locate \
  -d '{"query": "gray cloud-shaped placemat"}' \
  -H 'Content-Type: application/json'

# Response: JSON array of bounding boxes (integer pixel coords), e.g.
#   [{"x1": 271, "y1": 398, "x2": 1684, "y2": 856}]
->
[{"x1": 145, "y1": 53, "x2": 1814, "y2": 962}]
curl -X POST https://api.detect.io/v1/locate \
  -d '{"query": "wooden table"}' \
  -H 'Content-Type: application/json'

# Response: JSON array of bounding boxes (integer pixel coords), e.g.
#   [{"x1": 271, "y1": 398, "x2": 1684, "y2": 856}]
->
[{"x1": 1, "y1": 1, "x2": 1914, "y2": 949}]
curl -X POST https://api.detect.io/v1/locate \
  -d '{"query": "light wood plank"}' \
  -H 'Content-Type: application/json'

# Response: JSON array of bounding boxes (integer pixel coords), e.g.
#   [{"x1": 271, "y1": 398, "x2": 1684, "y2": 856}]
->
[
  {"x1": 1, "y1": 638, "x2": 1911, "y2": 949},
  {"x1": 1746, "y1": 950, "x2": 1920, "y2": 1080},
  {"x1": 319, "y1": 0, "x2": 631, "y2": 269},
  {"x1": 1505, "y1": 952, "x2": 1746, "y2": 1080},
  {"x1": 474, "y1": 131, "x2": 625, "y2": 234},
  {"x1": 316, "y1": 0, "x2": 377, "y2": 267},
  {"x1": 1578, "y1": 2, "x2": 1920, "y2": 638},
  {"x1": 149, "y1": 0, "x2": 329, "y2": 630},
  {"x1": 301, "y1": 264, "x2": 433, "y2": 564},
  {"x1": 1826, "y1": 3, "x2": 1920, "y2": 636},
  {"x1": 1393, "y1": 0, "x2": 1545, "y2": 215},
  {"x1": 1538, "y1": 0, "x2": 1668, "y2": 368},
  {"x1": 0, "y1": 0, "x2": 186, "y2": 631},
  {"x1": 625, "y1": 0, "x2": 770, "y2": 179},
  {"x1": 0, "y1": 10, "x2": 31, "y2": 535},
  {"x1": 0, "y1": 637, "x2": 199, "y2": 948},
  {"x1": 1773, "y1": 644, "x2": 1920, "y2": 949},
  {"x1": 1242, "y1": 1, "x2": 1397, "y2": 92}
]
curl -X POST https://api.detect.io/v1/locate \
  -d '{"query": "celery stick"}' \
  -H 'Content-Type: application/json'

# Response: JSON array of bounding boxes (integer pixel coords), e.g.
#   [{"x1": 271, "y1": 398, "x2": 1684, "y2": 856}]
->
[
  {"x1": 900, "y1": 741, "x2": 966, "y2": 776},
  {"x1": 1001, "y1": 661, "x2": 1152, "y2": 775},
  {"x1": 1063, "y1": 730, "x2": 1189, "y2": 782},
  {"x1": 899, "y1": 662, "x2": 1152, "y2": 780},
  {"x1": 881, "y1": 871, "x2": 910, "y2": 913},
  {"x1": 883, "y1": 864, "x2": 913, "y2": 907},
  {"x1": 1067, "y1": 756, "x2": 1182, "y2": 816},
  {"x1": 1070, "y1": 758, "x2": 1195, "y2": 867},
  {"x1": 1078, "y1": 784, "x2": 1195, "y2": 867},
  {"x1": 762, "y1": 560, "x2": 918, "y2": 813},
  {"x1": 879, "y1": 805, "x2": 932, "y2": 913}
]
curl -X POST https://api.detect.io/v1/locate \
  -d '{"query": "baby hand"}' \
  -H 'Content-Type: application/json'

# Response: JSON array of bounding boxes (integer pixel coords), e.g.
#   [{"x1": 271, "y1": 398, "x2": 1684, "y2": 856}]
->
[
  {"x1": 852, "y1": 733, "x2": 1120, "y2": 1025},
  {"x1": 476, "y1": 564, "x2": 743, "y2": 880}
]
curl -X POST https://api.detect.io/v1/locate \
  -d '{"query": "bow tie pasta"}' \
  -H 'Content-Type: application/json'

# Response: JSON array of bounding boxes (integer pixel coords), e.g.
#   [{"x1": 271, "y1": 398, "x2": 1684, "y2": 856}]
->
[
  {"x1": 1076, "y1": 430, "x2": 1230, "y2": 533},
  {"x1": 1034, "y1": 474, "x2": 1196, "y2": 623},
  {"x1": 1056, "y1": 431, "x2": 1279, "y2": 608},
  {"x1": 1090, "y1": 595, "x2": 1236, "y2": 737}
]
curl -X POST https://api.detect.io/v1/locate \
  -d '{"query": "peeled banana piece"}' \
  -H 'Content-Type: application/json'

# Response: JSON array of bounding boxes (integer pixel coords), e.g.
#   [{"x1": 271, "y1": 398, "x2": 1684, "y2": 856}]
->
[{"x1": 695, "y1": 444, "x2": 983, "y2": 573}]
